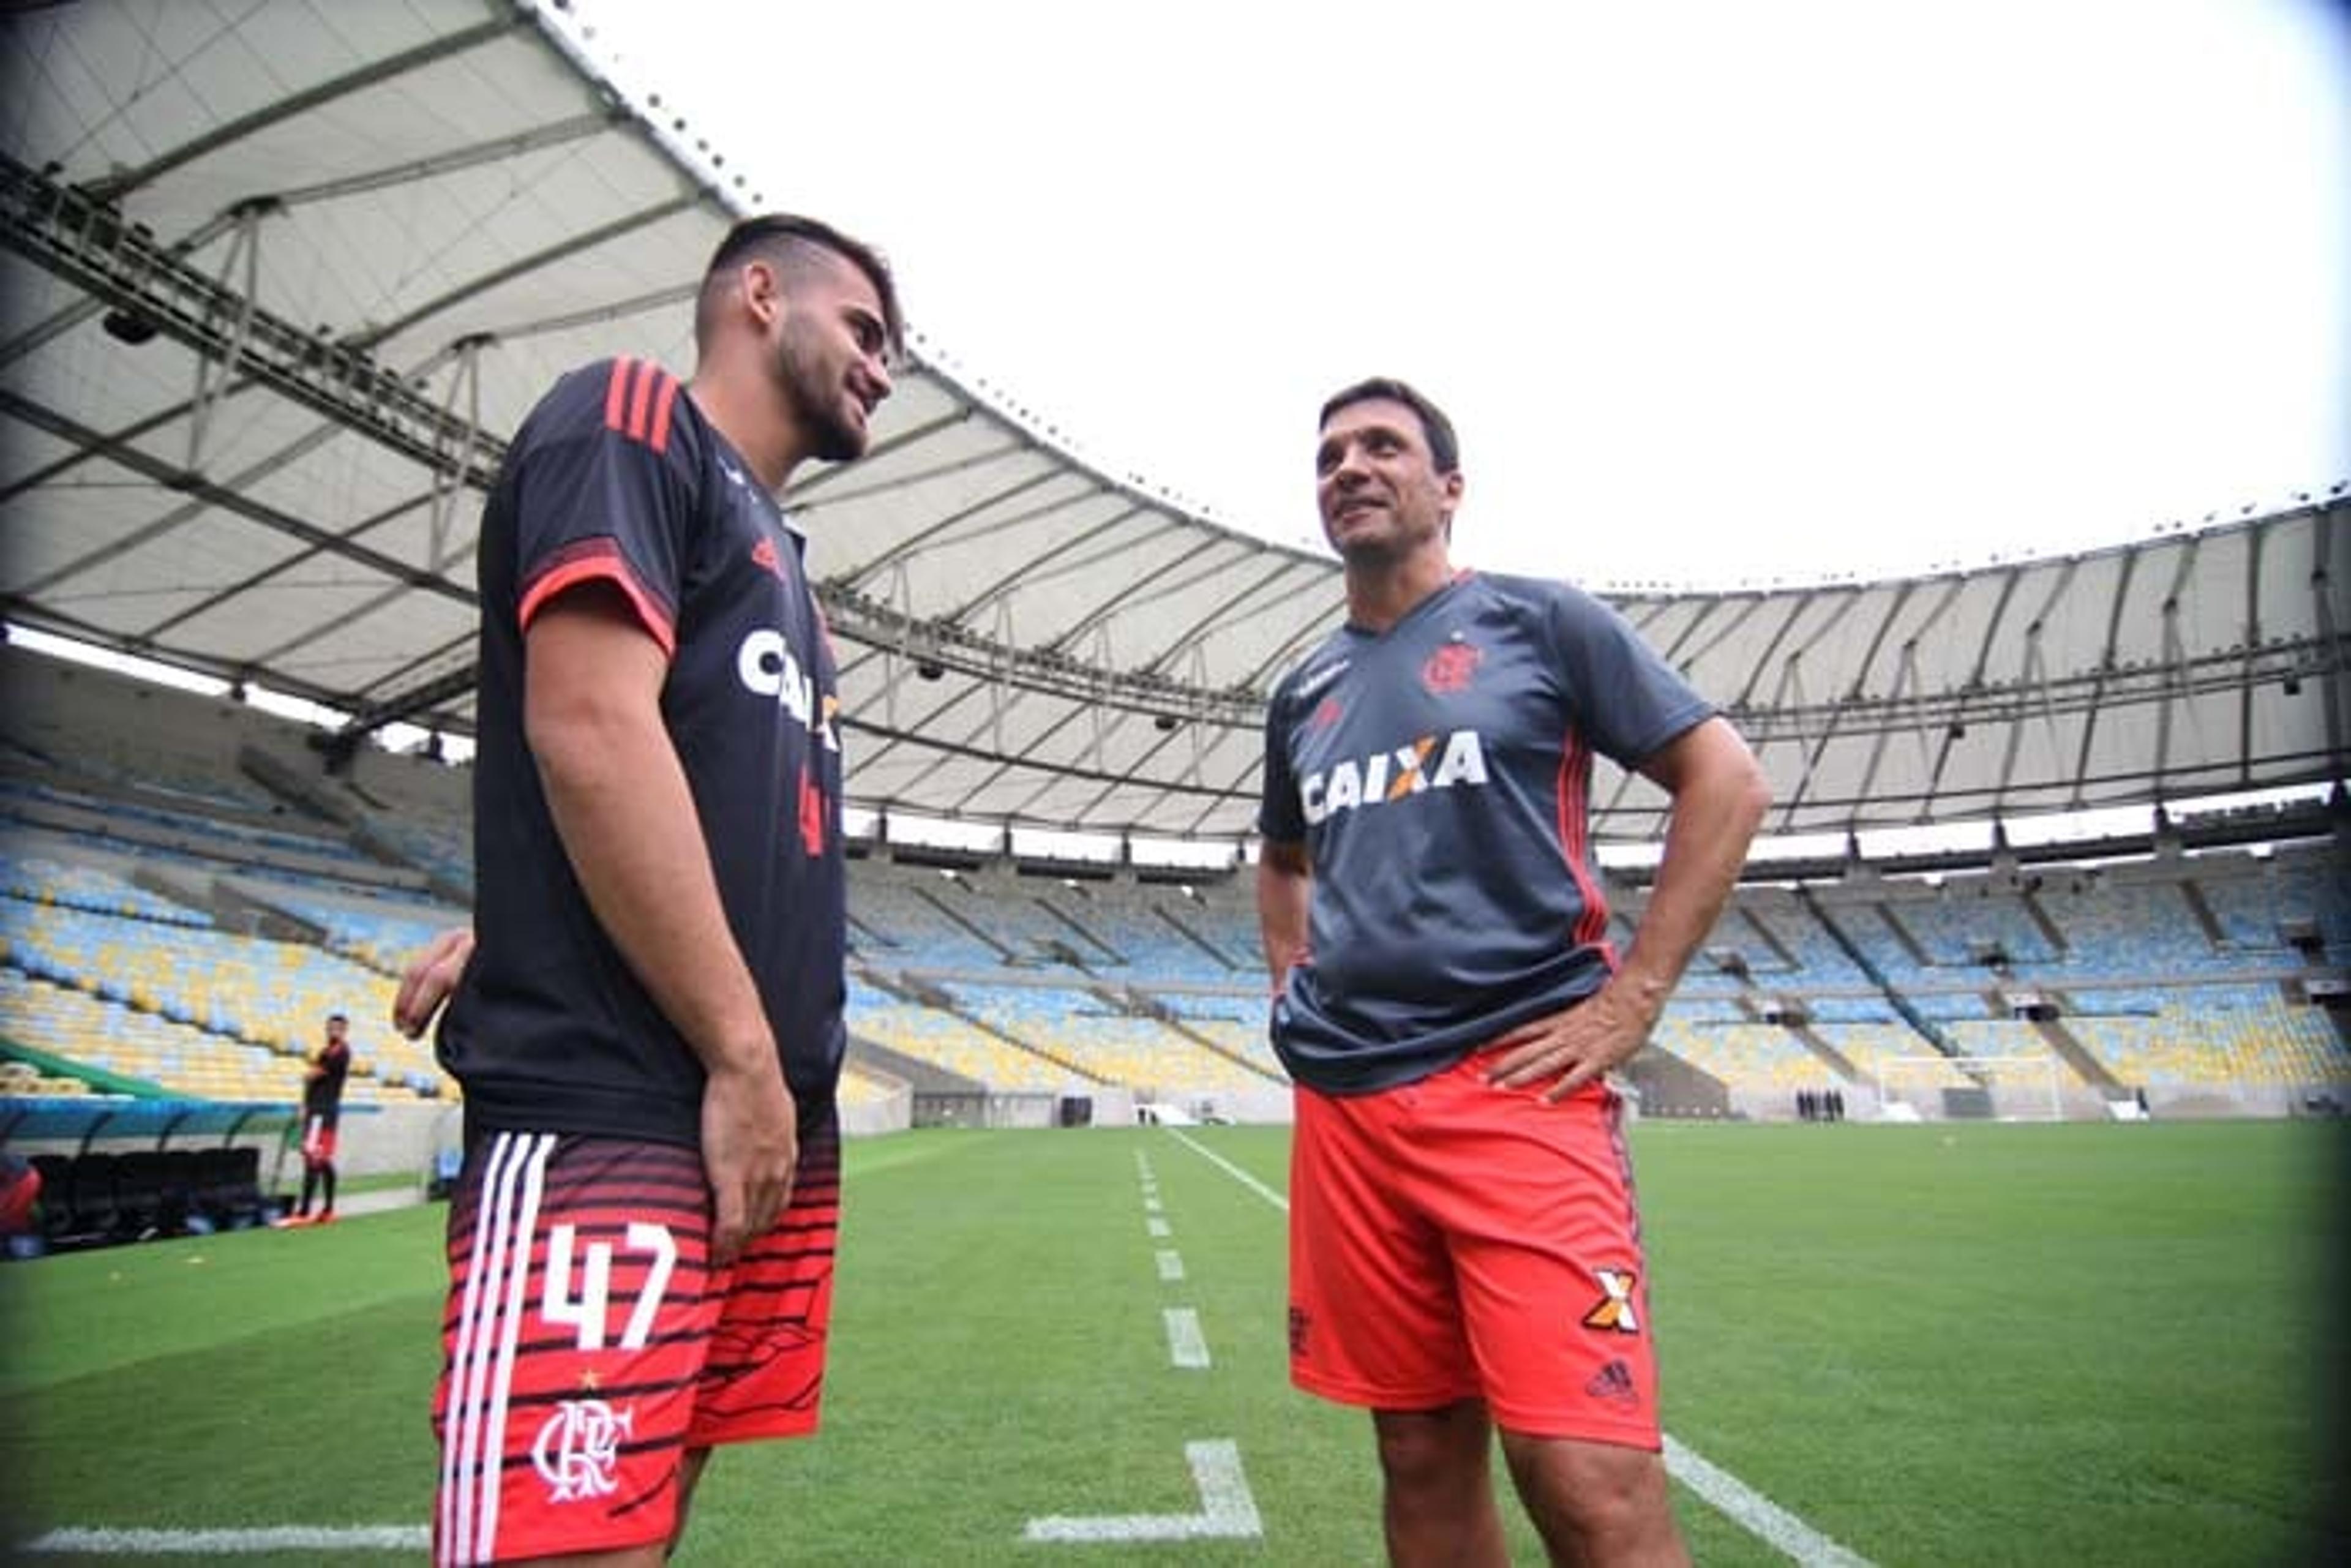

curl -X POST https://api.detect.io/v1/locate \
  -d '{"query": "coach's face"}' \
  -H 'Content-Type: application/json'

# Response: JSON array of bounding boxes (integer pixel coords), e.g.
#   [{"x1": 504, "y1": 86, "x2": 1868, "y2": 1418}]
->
[
  {"x1": 771, "y1": 252, "x2": 893, "y2": 463},
  {"x1": 1315, "y1": 399, "x2": 1461, "y2": 564}
]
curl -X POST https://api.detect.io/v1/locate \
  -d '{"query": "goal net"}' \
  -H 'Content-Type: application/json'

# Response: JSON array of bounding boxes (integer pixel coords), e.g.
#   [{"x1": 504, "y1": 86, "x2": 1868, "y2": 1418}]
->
[{"x1": 1875, "y1": 1054, "x2": 2065, "y2": 1122}]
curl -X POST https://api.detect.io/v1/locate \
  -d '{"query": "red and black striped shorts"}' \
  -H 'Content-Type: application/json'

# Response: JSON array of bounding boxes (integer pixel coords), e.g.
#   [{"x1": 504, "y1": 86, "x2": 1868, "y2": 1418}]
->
[{"x1": 430, "y1": 1109, "x2": 841, "y2": 1566}]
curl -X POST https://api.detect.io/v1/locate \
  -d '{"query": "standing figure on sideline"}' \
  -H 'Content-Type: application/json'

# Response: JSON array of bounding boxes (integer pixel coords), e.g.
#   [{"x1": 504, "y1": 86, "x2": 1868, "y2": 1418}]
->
[
  {"x1": 1257, "y1": 379, "x2": 1770, "y2": 1566},
  {"x1": 280, "y1": 1011, "x2": 351, "y2": 1226},
  {"x1": 410, "y1": 214, "x2": 899, "y2": 1567}
]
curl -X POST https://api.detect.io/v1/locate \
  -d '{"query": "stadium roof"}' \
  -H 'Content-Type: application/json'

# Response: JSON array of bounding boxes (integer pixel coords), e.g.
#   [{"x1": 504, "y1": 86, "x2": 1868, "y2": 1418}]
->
[{"x1": 2, "y1": 0, "x2": 2344, "y2": 844}]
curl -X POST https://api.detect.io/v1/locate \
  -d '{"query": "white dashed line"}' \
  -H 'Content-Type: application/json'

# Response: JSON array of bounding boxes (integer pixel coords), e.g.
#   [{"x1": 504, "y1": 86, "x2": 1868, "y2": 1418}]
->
[{"x1": 1163, "y1": 1307, "x2": 1211, "y2": 1368}]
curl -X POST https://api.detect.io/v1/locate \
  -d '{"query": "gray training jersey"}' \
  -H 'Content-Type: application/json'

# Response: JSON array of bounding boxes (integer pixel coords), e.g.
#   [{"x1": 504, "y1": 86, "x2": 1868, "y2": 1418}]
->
[{"x1": 1259, "y1": 572, "x2": 1712, "y2": 1094}]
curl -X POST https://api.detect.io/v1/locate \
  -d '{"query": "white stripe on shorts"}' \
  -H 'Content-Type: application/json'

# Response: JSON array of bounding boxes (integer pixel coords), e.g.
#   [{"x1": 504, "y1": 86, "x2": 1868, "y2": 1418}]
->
[
  {"x1": 440, "y1": 1132, "x2": 516, "y2": 1566},
  {"x1": 475, "y1": 1135, "x2": 553, "y2": 1558},
  {"x1": 438, "y1": 1131, "x2": 555, "y2": 1567}
]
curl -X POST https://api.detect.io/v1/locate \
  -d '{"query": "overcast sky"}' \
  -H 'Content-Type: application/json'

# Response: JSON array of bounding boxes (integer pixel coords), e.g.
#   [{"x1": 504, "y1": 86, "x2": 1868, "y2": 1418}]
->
[{"x1": 553, "y1": 0, "x2": 2347, "y2": 592}]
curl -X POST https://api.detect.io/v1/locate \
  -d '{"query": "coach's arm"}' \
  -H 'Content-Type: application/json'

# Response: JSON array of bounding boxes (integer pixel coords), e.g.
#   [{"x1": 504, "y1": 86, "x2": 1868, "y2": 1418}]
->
[
  {"x1": 1488, "y1": 715, "x2": 1769, "y2": 1099},
  {"x1": 1256, "y1": 838, "x2": 1313, "y2": 996}
]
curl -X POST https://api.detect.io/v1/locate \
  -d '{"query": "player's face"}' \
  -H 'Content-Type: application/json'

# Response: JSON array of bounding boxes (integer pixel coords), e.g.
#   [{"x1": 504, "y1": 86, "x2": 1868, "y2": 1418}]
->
[
  {"x1": 326, "y1": 1018, "x2": 347, "y2": 1043},
  {"x1": 1314, "y1": 400, "x2": 1460, "y2": 564},
  {"x1": 771, "y1": 255, "x2": 894, "y2": 463}
]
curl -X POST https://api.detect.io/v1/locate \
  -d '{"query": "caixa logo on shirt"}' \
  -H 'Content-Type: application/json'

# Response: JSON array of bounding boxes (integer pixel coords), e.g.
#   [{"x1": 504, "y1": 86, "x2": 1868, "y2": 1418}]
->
[
  {"x1": 1300, "y1": 729, "x2": 1489, "y2": 825},
  {"x1": 735, "y1": 628, "x2": 839, "y2": 751}
]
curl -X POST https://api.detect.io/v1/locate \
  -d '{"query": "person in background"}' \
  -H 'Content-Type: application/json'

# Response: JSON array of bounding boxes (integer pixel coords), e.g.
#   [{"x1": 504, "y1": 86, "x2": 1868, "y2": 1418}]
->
[{"x1": 279, "y1": 1010, "x2": 351, "y2": 1226}]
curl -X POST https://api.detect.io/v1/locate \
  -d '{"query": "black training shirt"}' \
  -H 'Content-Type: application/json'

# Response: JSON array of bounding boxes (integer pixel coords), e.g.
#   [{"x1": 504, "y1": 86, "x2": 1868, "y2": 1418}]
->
[{"x1": 437, "y1": 358, "x2": 846, "y2": 1144}]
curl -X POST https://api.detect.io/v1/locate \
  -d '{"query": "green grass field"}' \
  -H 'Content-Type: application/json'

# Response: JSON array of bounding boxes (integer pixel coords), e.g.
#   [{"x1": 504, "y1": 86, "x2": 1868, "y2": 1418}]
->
[{"x1": 4, "y1": 1120, "x2": 2345, "y2": 1566}]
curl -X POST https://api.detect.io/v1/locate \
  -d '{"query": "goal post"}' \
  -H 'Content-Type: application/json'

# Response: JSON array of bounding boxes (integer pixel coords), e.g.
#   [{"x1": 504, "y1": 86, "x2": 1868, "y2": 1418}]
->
[{"x1": 1875, "y1": 1054, "x2": 2065, "y2": 1122}]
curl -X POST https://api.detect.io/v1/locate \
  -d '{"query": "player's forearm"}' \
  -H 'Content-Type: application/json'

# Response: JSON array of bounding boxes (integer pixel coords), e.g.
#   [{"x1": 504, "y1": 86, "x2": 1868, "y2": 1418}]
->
[
  {"x1": 528, "y1": 677, "x2": 779, "y2": 1084},
  {"x1": 1614, "y1": 724, "x2": 1770, "y2": 1017},
  {"x1": 1256, "y1": 846, "x2": 1311, "y2": 989}
]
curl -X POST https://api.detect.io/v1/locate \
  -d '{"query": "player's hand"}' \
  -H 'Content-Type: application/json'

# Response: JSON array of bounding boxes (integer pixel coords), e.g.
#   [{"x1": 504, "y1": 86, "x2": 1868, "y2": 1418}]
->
[
  {"x1": 392, "y1": 926, "x2": 476, "y2": 1039},
  {"x1": 701, "y1": 1057, "x2": 797, "y2": 1267},
  {"x1": 1484, "y1": 984, "x2": 1656, "y2": 1102}
]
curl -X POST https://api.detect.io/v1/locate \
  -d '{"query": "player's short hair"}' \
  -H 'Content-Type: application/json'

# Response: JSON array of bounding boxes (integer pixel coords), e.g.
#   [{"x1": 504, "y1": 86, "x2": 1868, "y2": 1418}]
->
[
  {"x1": 696, "y1": 212, "x2": 904, "y2": 359},
  {"x1": 1319, "y1": 377, "x2": 1460, "y2": 476},
  {"x1": 326, "y1": 1011, "x2": 348, "y2": 1024}
]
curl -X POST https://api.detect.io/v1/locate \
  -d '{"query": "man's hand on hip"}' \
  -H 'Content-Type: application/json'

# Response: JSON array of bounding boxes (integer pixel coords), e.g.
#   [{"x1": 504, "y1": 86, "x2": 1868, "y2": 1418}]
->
[{"x1": 1484, "y1": 984, "x2": 1657, "y2": 1102}]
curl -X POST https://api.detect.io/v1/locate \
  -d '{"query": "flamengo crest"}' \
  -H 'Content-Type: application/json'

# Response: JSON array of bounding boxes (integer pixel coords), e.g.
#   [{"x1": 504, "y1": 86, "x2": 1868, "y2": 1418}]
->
[
  {"x1": 1420, "y1": 641, "x2": 1481, "y2": 694},
  {"x1": 532, "y1": 1398, "x2": 635, "y2": 1502}
]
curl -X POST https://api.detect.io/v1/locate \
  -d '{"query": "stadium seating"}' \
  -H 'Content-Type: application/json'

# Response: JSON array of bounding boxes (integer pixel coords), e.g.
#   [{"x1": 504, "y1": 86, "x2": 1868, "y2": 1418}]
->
[
  {"x1": 1648, "y1": 1018, "x2": 1821, "y2": 1091},
  {"x1": 2, "y1": 648, "x2": 2342, "y2": 1112},
  {"x1": 1, "y1": 898, "x2": 447, "y2": 1101},
  {"x1": 1152, "y1": 992, "x2": 1287, "y2": 1080},
  {"x1": 942, "y1": 982, "x2": 1267, "y2": 1094},
  {"x1": 2065, "y1": 985, "x2": 2350, "y2": 1087}
]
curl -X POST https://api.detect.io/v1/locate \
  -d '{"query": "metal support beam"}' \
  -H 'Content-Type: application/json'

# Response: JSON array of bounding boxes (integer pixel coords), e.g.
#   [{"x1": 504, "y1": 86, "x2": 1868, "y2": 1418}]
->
[
  {"x1": 185, "y1": 201, "x2": 272, "y2": 473},
  {"x1": 430, "y1": 337, "x2": 489, "y2": 572},
  {"x1": 0, "y1": 151, "x2": 501, "y2": 489}
]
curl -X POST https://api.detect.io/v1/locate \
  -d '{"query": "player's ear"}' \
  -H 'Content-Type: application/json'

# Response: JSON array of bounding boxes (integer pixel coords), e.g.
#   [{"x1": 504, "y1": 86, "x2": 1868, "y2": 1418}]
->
[
  {"x1": 1439, "y1": 468, "x2": 1464, "y2": 534},
  {"x1": 740, "y1": 257, "x2": 785, "y2": 331}
]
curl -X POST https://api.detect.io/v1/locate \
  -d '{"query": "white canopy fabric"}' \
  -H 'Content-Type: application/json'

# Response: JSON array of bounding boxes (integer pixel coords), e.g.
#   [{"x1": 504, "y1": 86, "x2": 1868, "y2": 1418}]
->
[{"x1": 3, "y1": 1, "x2": 2342, "y2": 843}]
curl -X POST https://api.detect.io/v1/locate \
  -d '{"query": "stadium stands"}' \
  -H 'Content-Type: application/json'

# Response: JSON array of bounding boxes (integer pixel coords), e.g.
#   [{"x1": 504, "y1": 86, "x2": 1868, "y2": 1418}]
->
[{"x1": 2, "y1": 645, "x2": 2343, "y2": 1127}]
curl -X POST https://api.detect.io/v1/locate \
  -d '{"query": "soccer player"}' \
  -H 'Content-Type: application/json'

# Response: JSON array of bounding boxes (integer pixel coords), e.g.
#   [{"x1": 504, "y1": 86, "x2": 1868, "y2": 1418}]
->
[
  {"x1": 419, "y1": 214, "x2": 900, "y2": 1567},
  {"x1": 1257, "y1": 379, "x2": 1770, "y2": 1566},
  {"x1": 280, "y1": 1010, "x2": 351, "y2": 1226}
]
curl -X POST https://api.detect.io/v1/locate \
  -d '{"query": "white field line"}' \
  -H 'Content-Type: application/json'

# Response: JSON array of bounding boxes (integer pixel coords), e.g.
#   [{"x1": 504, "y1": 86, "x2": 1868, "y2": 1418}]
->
[
  {"x1": 1664, "y1": 1438, "x2": 1876, "y2": 1568},
  {"x1": 23, "y1": 1527, "x2": 429, "y2": 1555},
  {"x1": 1022, "y1": 1439, "x2": 1262, "y2": 1542},
  {"x1": 1155, "y1": 1248, "x2": 1187, "y2": 1281},
  {"x1": 1164, "y1": 1307, "x2": 1212, "y2": 1368},
  {"x1": 1163, "y1": 1128, "x2": 1878, "y2": 1568}
]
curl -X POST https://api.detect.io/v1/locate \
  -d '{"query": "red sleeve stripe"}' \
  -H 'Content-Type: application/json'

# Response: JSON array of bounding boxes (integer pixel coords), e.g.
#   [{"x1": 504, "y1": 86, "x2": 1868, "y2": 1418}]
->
[
  {"x1": 1556, "y1": 728, "x2": 1616, "y2": 953},
  {"x1": 518, "y1": 541, "x2": 678, "y2": 659},
  {"x1": 602, "y1": 357, "x2": 681, "y2": 455},
  {"x1": 626, "y1": 359, "x2": 657, "y2": 441},
  {"x1": 603, "y1": 356, "x2": 635, "y2": 432},
  {"x1": 647, "y1": 370, "x2": 681, "y2": 454}
]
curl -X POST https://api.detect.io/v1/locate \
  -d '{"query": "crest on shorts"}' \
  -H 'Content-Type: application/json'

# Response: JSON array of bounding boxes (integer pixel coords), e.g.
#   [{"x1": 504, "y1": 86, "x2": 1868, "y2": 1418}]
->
[
  {"x1": 532, "y1": 1397, "x2": 635, "y2": 1502},
  {"x1": 1581, "y1": 1268, "x2": 1641, "y2": 1335},
  {"x1": 1420, "y1": 640, "x2": 1481, "y2": 694}
]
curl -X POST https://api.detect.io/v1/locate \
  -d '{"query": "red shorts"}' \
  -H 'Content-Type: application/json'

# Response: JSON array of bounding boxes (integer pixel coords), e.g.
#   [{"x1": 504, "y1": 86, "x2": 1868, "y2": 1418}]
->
[
  {"x1": 430, "y1": 1108, "x2": 842, "y2": 1566},
  {"x1": 1288, "y1": 1051, "x2": 1659, "y2": 1447},
  {"x1": 300, "y1": 1117, "x2": 337, "y2": 1165}
]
